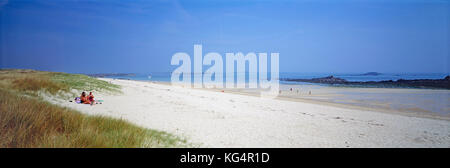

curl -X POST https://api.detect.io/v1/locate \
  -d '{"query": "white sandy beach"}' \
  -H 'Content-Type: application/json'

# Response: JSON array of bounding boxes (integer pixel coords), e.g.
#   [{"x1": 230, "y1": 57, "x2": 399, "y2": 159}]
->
[{"x1": 51, "y1": 79, "x2": 450, "y2": 147}]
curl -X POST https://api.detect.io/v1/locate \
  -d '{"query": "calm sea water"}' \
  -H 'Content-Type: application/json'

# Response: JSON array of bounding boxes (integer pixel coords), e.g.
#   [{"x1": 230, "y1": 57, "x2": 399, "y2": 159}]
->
[{"x1": 105, "y1": 72, "x2": 448, "y2": 84}]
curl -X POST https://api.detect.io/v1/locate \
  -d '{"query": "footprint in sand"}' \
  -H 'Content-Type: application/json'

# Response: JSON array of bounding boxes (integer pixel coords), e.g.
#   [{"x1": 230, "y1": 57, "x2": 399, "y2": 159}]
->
[
  {"x1": 331, "y1": 116, "x2": 349, "y2": 123},
  {"x1": 413, "y1": 136, "x2": 430, "y2": 143},
  {"x1": 299, "y1": 112, "x2": 314, "y2": 117},
  {"x1": 367, "y1": 120, "x2": 384, "y2": 127}
]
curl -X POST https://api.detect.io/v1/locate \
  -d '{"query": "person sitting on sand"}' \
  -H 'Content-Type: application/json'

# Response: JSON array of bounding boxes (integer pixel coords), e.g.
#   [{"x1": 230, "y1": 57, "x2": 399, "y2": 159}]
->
[
  {"x1": 88, "y1": 92, "x2": 95, "y2": 105},
  {"x1": 80, "y1": 92, "x2": 90, "y2": 104}
]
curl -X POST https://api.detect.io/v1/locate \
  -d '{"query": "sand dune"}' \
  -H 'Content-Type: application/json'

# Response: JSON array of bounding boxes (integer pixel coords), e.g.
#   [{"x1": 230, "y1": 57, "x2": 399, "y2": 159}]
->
[{"x1": 51, "y1": 79, "x2": 450, "y2": 147}]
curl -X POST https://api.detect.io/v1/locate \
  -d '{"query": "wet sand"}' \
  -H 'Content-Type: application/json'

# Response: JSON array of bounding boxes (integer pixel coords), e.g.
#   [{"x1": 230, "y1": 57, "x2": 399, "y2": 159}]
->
[{"x1": 218, "y1": 84, "x2": 450, "y2": 120}]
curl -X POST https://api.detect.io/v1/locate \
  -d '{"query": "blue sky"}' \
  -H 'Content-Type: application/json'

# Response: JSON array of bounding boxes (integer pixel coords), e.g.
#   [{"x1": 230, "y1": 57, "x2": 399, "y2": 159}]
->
[{"x1": 0, "y1": 0, "x2": 448, "y2": 73}]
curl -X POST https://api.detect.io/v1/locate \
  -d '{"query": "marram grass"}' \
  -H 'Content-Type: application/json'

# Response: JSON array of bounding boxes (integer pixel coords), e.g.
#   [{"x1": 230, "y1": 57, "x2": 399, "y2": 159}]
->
[{"x1": 0, "y1": 69, "x2": 188, "y2": 148}]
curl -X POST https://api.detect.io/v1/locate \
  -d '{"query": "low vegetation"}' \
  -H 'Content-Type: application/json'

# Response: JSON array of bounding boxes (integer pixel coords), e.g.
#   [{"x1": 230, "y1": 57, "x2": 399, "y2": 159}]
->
[
  {"x1": 0, "y1": 69, "x2": 187, "y2": 148},
  {"x1": 51, "y1": 72, "x2": 121, "y2": 94},
  {"x1": 0, "y1": 69, "x2": 121, "y2": 97}
]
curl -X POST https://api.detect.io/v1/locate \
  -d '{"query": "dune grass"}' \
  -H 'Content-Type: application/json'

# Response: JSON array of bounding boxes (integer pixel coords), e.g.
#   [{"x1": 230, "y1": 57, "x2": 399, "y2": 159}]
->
[
  {"x1": 0, "y1": 69, "x2": 120, "y2": 96},
  {"x1": 12, "y1": 77, "x2": 69, "y2": 94},
  {"x1": 51, "y1": 72, "x2": 121, "y2": 93},
  {"x1": 0, "y1": 69, "x2": 187, "y2": 148}
]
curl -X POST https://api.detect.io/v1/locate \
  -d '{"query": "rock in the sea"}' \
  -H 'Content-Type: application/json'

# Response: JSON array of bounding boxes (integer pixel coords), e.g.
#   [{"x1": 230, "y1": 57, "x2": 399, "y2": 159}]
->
[
  {"x1": 360, "y1": 72, "x2": 382, "y2": 76},
  {"x1": 284, "y1": 75, "x2": 348, "y2": 84},
  {"x1": 311, "y1": 75, "x2": 348, "y2": 83}
]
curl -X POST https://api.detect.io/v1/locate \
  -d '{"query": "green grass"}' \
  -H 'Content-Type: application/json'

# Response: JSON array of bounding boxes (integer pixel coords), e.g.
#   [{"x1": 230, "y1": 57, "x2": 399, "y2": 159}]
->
[
  {"x1": 0, "y1": 69, "x2": 120, "y2": 96},
  {"x1": 51, "y1": 72, "x2": 121, "y2": 94},
  {"x1": 0, "y1": 69, "x2": 188, "y2": 148}
]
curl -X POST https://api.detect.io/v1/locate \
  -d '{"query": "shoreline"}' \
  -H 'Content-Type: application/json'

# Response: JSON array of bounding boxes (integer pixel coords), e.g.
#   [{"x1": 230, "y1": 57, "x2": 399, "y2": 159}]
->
[
  {"x1": 129, "y1": 79, "x2": 450, "y2": 121},
  {"x1": 52, "y1": 77, "x2": 449, "y2": 147}
]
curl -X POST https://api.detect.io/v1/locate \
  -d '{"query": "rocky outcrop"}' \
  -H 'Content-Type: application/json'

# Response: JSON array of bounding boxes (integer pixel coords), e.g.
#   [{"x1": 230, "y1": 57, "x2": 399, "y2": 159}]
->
[
  {"x1": 302, "y1": 75, "x2": 348, "y2": 83},
  {"x1": 282, "y1": 75, "x2": 450, "y2": 89}
]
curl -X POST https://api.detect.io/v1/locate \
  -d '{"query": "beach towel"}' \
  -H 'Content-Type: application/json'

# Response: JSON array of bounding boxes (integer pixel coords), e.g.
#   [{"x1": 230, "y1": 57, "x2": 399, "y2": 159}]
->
[{"x1": 74, "y1": 97, "x2": 81, "y2": 104}]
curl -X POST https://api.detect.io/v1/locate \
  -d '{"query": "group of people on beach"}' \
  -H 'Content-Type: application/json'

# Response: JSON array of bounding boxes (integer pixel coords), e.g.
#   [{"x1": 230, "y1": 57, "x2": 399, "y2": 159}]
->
[
  {"x1": 77, "y1": 91, "x2": 95, "y2": 105},
  {"x1": 279, "y1": 88, "x2": 312, "y2": 95}
]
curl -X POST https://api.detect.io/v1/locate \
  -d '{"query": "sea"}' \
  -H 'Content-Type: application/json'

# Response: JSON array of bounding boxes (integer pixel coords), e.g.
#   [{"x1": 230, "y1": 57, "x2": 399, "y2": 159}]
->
[{"x1": 104, "y1": 72, "x2": 448, "y2": 84}]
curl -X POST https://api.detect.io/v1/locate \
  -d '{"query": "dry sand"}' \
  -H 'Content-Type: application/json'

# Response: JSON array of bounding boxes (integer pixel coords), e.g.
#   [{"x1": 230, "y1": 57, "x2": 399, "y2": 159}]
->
[{"x1": 51, "y1": 78, "x2": 450, "y2": 147}]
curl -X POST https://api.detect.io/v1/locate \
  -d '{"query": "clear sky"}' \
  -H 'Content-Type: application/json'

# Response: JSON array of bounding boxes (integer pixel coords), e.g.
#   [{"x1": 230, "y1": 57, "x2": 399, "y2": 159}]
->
[{"x1": 0, "y1": 0, "x2": 448, "y2": 74}]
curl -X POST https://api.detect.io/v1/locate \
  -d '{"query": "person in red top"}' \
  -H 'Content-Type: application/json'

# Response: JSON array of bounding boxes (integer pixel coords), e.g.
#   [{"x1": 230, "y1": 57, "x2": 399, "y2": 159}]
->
[
  {"x1": 80, "y1": 92, "x2": 90, "y2": 104},
  {"x1": 88, "y1": 92, "x2": 95, "y2": 105}
]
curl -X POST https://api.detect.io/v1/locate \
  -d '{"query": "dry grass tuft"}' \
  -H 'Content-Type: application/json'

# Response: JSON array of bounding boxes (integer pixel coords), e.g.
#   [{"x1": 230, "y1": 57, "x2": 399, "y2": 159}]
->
[{"x1": 12, "y1": 77, "x2": 68, "y2": 94}]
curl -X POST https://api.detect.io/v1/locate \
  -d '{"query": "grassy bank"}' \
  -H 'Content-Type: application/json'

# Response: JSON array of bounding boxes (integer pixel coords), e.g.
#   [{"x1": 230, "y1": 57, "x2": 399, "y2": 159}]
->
[
  {"x1": 0, "y1": 69, "x2": 121, "y2": 97},
  {"x1": 0, "y1": 69, "x2": 187, "y2": 148}
]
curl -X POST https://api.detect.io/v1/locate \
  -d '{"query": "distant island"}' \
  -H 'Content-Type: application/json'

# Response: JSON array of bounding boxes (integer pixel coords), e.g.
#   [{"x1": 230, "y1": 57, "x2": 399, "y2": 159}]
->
[
  {"x1": 359, "y1": 72, "x2": 382, "y2": 76},
  {"x1": 282, "y1": 75, "x2": 450, "y2": 89}
]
